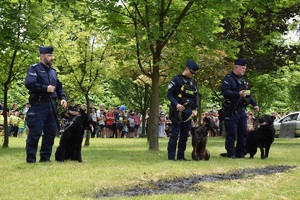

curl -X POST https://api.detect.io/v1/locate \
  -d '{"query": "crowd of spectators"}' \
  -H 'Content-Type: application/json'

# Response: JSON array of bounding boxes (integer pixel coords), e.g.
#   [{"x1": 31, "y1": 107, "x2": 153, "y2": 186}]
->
[
  {"x1": 158, "y1": 105, "x2": 221, "y2": 138},
  {"x1": 0, "y1": 102, "x2": 30, "y2": 137},
  {"x1": 60, "y1": 101, "x2": 147, "y2": 138},
  {"x1": 0, "y1": 100, "x2": 289, "y2": 138},
  {"x1": 0, "y1": 100, "x2": 221, "y2": 138}
]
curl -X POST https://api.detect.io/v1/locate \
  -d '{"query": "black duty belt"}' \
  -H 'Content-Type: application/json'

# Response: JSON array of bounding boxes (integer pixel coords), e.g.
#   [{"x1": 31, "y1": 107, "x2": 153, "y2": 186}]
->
[{"x1": 38, "y1": 97, "x2": 56, "y2": 103}]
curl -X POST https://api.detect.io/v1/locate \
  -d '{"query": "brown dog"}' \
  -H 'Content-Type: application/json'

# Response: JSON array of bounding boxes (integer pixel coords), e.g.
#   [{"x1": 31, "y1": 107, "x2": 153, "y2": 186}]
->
[{"x1": 191, "y1": 117, "x2": 217, "y2": 161}]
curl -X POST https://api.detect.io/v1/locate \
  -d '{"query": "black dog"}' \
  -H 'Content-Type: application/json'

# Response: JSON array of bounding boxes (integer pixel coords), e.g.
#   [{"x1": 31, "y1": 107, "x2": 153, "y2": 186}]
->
[
  {"x1": 191, "y1": 117, "x2": 218, "y2": 161},
  {"x1": 246, "y1": 115, "x2": 276, "y2": 159},
  {"x1": 55, "y1": 109, "x2": 94, "y2": 162}
]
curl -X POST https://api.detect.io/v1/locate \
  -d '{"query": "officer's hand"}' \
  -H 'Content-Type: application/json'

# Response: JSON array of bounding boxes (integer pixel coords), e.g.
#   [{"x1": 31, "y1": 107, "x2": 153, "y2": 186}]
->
[
  {"x1": 254, "y1": 106, "x2": 259, "y2": 112},
  {"x1": 239, "y1": 90, "x2": 247, "y2": 97},
  {"x1": 176, "y1": 104, "x2": 185, "y2": 111},
  {"x1": 61, "y1": 100, "x2": 67, "y2": 109},
  {"x1": 47, "y1": 85, "x2": 55, "y2": 93}
]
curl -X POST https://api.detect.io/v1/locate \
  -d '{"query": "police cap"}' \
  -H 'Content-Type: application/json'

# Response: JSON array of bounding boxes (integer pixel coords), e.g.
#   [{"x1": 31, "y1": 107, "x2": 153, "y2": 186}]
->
[
  {"x1": 186, "y1": 59, "x2": 200, "y2": 71},
  {"x1": 234, "y1": 59, "x2": 247, "y2": 67},
  {"x1": 39, "y1": 46, "x2": 54, "y2": 54}
]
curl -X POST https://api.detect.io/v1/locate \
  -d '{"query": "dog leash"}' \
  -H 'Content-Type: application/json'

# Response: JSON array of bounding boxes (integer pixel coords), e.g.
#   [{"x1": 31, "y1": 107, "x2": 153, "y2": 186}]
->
[
  {"x1": 178, "y1": 112, "x2": 194, "y2": 123},
  {"x1": 49, "y1": 96, "x2": 61, "y2": 131},
  {"x1": 177, "y1": 103, "x2": 194, "y2": 123}
]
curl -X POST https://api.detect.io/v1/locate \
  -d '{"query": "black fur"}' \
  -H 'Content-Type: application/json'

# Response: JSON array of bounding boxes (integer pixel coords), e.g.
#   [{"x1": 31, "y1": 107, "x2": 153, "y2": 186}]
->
[
  {"x1": 191, "y1": 117, "x2": 217, "y2": 161},
  {"x1": 55, "y1": 109, "x2": 93, "y2": 162},
  {"x1": 246, "y1": 115, "x2": 276, "y2": 159}
]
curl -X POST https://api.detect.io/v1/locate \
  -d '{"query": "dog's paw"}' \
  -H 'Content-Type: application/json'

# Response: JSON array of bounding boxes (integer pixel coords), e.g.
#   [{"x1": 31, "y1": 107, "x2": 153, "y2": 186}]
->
[{"x1": 204, "y1": 149, "x2": 210, "y2": 160}]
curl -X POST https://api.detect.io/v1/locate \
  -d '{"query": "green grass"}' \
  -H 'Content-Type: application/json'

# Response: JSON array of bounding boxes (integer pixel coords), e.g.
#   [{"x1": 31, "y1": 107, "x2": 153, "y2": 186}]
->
[{"x1": 0, "y1": 136, "x2": 300, "y2": 200}]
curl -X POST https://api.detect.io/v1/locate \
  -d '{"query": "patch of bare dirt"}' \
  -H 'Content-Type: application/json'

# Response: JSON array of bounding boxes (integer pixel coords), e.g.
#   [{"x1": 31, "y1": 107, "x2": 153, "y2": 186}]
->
[{"x1": 96, "y1": 165, "x2": 295, "y2": 198}]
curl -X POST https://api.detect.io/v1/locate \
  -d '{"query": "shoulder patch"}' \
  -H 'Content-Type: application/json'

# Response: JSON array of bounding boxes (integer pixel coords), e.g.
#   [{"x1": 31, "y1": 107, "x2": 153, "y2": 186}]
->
[
  {"x1": 168, "y1": 82, "x2": 174, "y2": 90},
  {"x1": 223, "y1": 80, "x2": 229, "y2": 85}
]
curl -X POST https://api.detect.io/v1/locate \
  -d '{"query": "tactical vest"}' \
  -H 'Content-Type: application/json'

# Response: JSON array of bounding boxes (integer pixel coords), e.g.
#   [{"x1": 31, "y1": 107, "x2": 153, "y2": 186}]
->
[
  {"x1": 177, "y1": 76, "x2": 195, "y2": 105},
  {"x1": 228, "y1": 73, "x2": 251, "y2": 104}
]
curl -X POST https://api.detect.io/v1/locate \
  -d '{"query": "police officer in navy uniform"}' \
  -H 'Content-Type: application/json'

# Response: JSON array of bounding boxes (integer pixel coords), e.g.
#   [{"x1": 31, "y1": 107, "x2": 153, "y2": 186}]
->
[
  {"x1": 167, "y1": 59, "x2": 199, "y2": 161},
  {"x1": 220, "y1": 59, "x2": 259, "y2": 158},
  {"x1": 25, "y1": 46, "x2": 67, "y2": 163}
]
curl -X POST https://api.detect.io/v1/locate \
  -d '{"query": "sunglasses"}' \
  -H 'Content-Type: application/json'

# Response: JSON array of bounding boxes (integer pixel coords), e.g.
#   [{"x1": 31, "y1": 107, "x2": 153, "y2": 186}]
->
[{"x1": 188, "y1": 68, "x2": 196, "y2": 74}]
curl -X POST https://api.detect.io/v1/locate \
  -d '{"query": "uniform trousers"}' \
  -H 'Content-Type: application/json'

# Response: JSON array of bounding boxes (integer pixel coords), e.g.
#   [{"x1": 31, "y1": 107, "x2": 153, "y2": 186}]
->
[
  {"x1": 167, "y1": 107, "x2": 192, "y2": 160},
  {"x1": 224, "y1": 111, "x2": 247, "y2": 158},
  {"x1": 26, "y1": 101, "x2": 57, "y2": 163}
]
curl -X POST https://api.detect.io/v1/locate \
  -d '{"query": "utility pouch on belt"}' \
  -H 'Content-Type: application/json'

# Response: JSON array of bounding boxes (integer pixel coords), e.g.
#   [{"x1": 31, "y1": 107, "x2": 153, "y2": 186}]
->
[
  {"x1": 168, "y1": 105, "x2": 180, "y2": 123},
  {"x1": 222, "y1": 100, "x2": 232, "y2": 117},
  {"x1": 29, "y1": 93, "x2": 39, "y2": 105},
  {"x1": 168, "y1": 105, "x2": 175, "y2": 120}
]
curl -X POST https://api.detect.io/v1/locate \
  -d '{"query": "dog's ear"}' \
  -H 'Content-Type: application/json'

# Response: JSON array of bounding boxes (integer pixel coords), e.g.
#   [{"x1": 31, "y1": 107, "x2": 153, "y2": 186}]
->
[
  {"x1": 79, "y1": 108, "x2": 86, "y2": 115},
  {"x1": 270, "y1": 116, "x2": 276, "y2": 123},
  {"x1": 203, "y1": 117, "x2": 209, "y2": 124},
  {"x1": 190, "y1": 127, "x2": 196, "y2": 136}
]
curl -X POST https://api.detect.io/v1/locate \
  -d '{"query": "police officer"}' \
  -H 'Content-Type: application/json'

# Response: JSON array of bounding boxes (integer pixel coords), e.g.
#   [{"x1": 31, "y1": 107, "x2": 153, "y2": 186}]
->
[
  {"x1": 25, "y1": 46, "x2": 67, "y2": 163},
  {"x1": 220, "y1": 59, "x2": 259, "y2": 158},
  {"x1": 167, "y1": 59, "x2": 199, "y2": 161}
]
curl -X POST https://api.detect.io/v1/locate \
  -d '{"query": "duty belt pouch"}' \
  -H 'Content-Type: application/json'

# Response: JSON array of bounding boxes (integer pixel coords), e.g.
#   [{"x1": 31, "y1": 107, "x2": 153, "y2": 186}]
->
[
  {"x1": 222, "y1": 100, "x2": 232, "y2": 117},
  {"x1": 29, "y1": 94, "x2": 39, "y2": 105},
  {"x1": 168, "y1": 105, "x2": 175, "y2": 120},
  {"x1": 168, "y1": 105, "x2": 180, "y2": 123}
]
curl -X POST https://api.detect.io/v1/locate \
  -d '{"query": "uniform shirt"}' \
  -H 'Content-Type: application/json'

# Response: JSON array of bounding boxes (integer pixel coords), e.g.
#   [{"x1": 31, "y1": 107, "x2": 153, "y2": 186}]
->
[
  {"x1": 167, "y1": 74, "x2": 198, "y2": 110},
  {"x1": 90, "y1": 112, "x2": 97, "y2": 123},
  {"x1": 105, "y1": 112, "x2": 114, "y2": 126},
  {"x1": 10, "y1": 115, "x2": 19, "y2": 125},
  {"x1": 221, "y1": 72, "x2": 257, "y2": 107},
  {"x1": 133, "y1": 114, "x2": 141, "y2": 126},
  {"x1": 96, "y1": 110, "x2": 106, "y2": 126},
  {"x1": 18, "y1": 118, "x2": 25, "y2": 129},
  {"x1": 128, "y1": 117, "x2": 135, "y2": 127},
  {"x1": 116, "y1": 113, "x2": 126, "y2": 126},
  {"x1": 25, "y1": 62, "x2": 66, "y2": 100},
  {"x1": 0, "y1": 115, "x2": 4, "y2": 125}
]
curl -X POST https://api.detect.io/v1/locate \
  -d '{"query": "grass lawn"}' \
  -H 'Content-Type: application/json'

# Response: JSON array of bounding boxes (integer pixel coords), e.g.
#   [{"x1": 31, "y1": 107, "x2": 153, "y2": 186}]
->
[{"x1": 0, "y1": 136, "x2": 299, "y2": 200}]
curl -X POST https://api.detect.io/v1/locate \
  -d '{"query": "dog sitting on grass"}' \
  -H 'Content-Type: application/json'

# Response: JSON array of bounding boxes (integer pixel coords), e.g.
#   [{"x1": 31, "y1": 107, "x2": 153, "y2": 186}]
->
[
  {"x1": 246, "y1": 115, "x2": 276, "y2": 159},
  {"x1": 55, "y1": 109, "x2": 94, "y2": 162},
  {"x1": 191, "y1": 117, "x2": 218, "y2": 161}
]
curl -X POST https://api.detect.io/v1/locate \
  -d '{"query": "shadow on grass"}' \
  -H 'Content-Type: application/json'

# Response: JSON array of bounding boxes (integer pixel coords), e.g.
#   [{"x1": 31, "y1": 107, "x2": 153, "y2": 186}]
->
[{"x1": 96, "y1": 165, "x2": 295, "y2": 198}]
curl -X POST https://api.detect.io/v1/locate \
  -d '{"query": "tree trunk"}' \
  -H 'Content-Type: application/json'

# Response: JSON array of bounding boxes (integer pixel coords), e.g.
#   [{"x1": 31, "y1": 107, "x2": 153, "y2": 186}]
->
[
  {"x1": 140, "y1": 84, "x2": 150, "y2": 137},
  {"x1": 2, "y1": 50, "x2": 17, "y2": 148},
  {"x1": 148, "y1": 67, "x2": 160, "y2": 151},
  {"x1": 84, "y1": 95, "x2": 90, "y2": 146},
  {"x1": 197, "y1": 92, "x2": 203, "y2": 123},
  {"x1": 2, "y1": 84, "x2": 9, "y2": 148}
]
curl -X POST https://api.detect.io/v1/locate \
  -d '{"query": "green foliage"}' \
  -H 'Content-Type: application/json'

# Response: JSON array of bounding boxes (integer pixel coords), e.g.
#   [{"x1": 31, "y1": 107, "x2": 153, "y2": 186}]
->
[
  {"x1": 109, "y1": 77, "x2": 151, "y2": 112},
  {"x1": 249, "y1": 72, "x2": 281, "y2": 113},
  {"x1": 289, "y1": 83, "x2": 300, "y2": 111},
  {"x1": 246, "y1": 63, "x2": 300, "y2": 114},
  {"x1": 1, "y1": 0, "x2": 300, "y2": 149},
  {"x1": 0, "y1": 1, "x2": 46, "y2": 85},
  {"x1": 220, "y1": 1, "x2": 300, "y2": 71},
  {"x1": 45, "y1": 7, "x2": 111, "y2": 107}
]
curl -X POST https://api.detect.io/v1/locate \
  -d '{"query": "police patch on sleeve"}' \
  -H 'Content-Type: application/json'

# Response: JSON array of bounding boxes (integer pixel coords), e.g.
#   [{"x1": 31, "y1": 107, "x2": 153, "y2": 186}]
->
[{"x1": 168, "y1": 83, "x2": 174, "y2": 90}]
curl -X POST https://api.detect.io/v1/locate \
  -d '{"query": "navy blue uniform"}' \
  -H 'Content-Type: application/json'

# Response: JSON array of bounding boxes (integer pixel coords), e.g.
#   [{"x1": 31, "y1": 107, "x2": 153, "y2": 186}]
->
[
  {"x1": 167, "y1": 74, "x2": 198, "y2": 160},
  {"x1": 221, "y1": 72, "x2": 258, "y2": 158},
  {"x1": 25, "y1": 62, "x2": 66, "y2": 163}
]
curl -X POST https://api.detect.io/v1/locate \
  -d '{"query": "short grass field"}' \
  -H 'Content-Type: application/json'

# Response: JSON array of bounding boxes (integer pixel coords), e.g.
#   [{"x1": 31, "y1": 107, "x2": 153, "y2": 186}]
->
[{"x1": 0, "y1": 136, "x2": 300, "y2": 200}]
